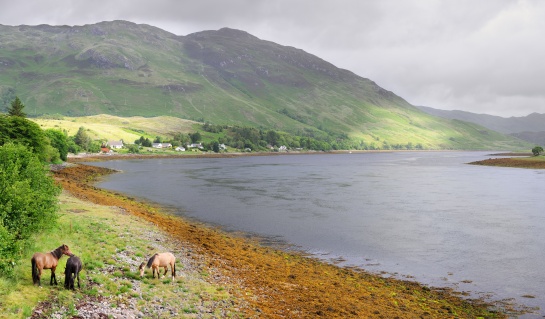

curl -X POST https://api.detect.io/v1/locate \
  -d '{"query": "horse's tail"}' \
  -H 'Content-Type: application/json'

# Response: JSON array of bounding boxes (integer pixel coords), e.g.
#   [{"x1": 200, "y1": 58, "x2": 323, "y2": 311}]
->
[
  {"x1": 31, "y1": 258, "x2": 37, "y2": 284},
  {"x1": 146, "y1": 254, "x2": 158, "y2": 268},
  {"x1": 173, "y1": 261, "x2": 176, "y2": 277}
]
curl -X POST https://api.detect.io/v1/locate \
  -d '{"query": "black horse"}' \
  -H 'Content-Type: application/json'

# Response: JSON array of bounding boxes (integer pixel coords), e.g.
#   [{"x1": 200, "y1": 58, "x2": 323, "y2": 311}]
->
[{"x1": 64, "y1": 255, "x2": 82, "y2": 290}]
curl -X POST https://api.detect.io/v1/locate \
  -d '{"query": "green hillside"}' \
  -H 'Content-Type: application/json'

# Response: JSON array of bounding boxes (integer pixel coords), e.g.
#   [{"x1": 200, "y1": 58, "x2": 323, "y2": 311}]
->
[{"x1": 0, "y1": 21, "x2": 529, "y2": 150}]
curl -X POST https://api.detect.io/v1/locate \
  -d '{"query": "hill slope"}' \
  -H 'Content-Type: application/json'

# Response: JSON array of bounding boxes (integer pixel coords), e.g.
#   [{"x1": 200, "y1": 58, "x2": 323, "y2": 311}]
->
[
  {"x1": 0, "y1": 21, "x2": 529, "y2": 150},
  {"x1": 417, "y1": 106, "x2": 545, "y2": 146},
  {"x1": 416, "y1": 106, "x2": 545, "y2": 134}
]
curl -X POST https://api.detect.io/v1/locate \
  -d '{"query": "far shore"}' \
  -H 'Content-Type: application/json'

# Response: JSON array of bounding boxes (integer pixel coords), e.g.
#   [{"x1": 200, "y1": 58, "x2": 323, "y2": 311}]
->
[
  {"x1": 47, "y1": 156, "x2": 529, "y2": 317},
  {"x1": 67, "y1": 148, "x2": 505, "y2": 163}
]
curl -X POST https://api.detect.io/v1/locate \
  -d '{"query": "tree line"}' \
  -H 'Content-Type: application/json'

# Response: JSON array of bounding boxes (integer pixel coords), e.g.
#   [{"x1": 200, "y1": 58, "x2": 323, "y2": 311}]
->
[{"x1": 0, "y1": 97, "x2": 61, "y2": 277}]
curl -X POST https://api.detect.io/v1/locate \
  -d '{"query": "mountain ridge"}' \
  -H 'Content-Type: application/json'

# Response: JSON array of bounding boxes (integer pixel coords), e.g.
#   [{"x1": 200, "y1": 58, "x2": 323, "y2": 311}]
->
[
  {"x1": 416, "y1": 106, "x2": 545, "y2": 134},
  {"x1": 0, "y1": 20, "x2": 529, "y2": 150},
  {"x1": 416, "y1": 105, "x2": 544, "y2": 146}
]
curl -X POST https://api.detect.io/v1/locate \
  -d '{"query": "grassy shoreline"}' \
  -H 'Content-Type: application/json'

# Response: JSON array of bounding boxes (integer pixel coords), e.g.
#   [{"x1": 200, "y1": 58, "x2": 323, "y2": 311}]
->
[
  {"x1": 0, "y1": 191, "x2": 242, "y2": 319},
  {"x1": 1, "y1": 156, "x2": 522, "y2": 318}
]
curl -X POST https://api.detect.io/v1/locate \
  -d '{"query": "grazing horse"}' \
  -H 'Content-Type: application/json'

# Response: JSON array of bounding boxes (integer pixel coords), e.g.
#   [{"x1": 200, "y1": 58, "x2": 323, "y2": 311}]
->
[
  {"x1": 139, "y1": 252, "x2": 176, "y2": 279},
  {"x1": 31, "y1": 244, "x2": 73, "y2": 286},
  {"x1": 64, "y1": 255, "x2": 82, "y2": 290}
]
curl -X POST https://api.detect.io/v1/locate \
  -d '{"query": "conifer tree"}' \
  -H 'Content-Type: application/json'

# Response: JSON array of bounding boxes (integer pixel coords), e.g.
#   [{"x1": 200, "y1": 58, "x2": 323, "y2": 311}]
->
[{"x1": 7, "y1": 96, "x2": 26, "y2": 117}]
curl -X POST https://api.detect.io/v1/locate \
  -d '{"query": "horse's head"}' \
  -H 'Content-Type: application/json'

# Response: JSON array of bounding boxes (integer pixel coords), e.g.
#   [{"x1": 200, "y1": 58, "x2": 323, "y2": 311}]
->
[
  {"x1": 138, "y1": 262, "x2": 146, "y2": 278},
  {"x1": 61, "y1": 244, "x2": 74, "y2": 256}
]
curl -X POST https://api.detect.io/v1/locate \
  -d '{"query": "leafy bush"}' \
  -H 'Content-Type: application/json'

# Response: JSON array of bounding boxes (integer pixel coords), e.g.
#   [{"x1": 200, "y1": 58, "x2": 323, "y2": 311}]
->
[
  {"x1": 0, "y1": 143, "x2": 61, "y2": 276},
  {"x1": 0, "y1": 115, "x2": 49, "y2": 161},
  {"x1": 45, "y1": 129, "x2": 69, "y2": 161}
]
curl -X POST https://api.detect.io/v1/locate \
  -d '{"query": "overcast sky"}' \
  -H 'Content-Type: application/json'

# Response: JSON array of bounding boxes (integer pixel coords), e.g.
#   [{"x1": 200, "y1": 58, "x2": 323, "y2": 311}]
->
[{"x1": 1, "y1": 0, "x2": 544, "y2": 117}]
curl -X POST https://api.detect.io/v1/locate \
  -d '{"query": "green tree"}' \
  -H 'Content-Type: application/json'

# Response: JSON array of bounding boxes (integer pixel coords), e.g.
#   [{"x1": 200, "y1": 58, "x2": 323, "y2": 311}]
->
[
  {"x1": 7, "y1": 96, "x2": 26, "y2": 118},
  {"x1": 126, "y1": 144, "x2": 140, "y2": 154},
  {"x1": 74, "y1": 127, "x2": 91, "y2": 151},
  {"x1": 212, "y1": 141, "x2": 220, "y2": 153},
  {"x1": 532, "y1": 146, "x2": 544, "y2": 156},
  {"x1": 0, "y1": 115, "x2": 48, "y2": 161},
  {"x1": 142, "y1": 138, "x2": 152, "y2": 147},
  {"x1": 0, "y1": 143, "x2": 61, "y2": 276},
  {"x1": 265, "y1": 130, "x2": 280, "y2": 146},
  {"x1": 67, "y1": 139, "x2": 81, "y2": 154},
  {"x1": 45, "y1": 129, "x2": 69, "y2": 161},
  {"x1": 189, "y1": 132, "x2": 201, "y2": 143}
]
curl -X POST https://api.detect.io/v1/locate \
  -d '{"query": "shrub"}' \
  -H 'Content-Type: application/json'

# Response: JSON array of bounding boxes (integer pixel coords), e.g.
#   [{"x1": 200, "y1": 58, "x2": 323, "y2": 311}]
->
[{"x1": 0, "y1": 143, "x2": 61, "y2": 276}]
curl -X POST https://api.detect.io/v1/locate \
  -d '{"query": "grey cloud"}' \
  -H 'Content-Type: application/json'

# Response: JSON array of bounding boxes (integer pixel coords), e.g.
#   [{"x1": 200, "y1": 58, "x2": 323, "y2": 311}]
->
[{"x1": 0, "y1": 0, "x2": 543, "y2": 117}]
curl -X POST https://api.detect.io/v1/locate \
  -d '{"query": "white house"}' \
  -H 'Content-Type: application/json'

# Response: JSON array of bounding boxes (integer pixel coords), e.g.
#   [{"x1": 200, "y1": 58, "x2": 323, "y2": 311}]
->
[
  {"x1": 188, "y1": 143, "x2": 203, "y2": 149},
  {"x1": 107, "y1": 140, "x2": 124, "y2": 149},
  {"x1": 152, "y1": 142, "x2": 172, "y2": 149},
  {"x1": 175, "y1": 146, "x2": 186, "y2": 152}
]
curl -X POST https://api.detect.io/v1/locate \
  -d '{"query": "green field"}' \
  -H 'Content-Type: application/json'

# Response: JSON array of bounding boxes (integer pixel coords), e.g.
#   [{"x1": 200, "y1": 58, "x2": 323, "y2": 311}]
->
[{"x1": 31, "y1": 114, "x2": 199, "y2": 143}]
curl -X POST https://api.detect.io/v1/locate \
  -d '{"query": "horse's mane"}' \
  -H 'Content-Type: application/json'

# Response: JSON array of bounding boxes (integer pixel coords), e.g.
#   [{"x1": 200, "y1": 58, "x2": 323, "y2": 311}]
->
[
  {"x1": 51, "y1": 245, "x2": 64, "y2": 259},
  {"x1": 146, "y1": 254, "x2": 158, "y2": 268}
]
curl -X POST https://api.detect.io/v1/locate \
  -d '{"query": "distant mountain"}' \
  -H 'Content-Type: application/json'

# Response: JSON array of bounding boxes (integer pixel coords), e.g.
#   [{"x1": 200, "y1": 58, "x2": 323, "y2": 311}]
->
[
  {"x1": 416, "y1": 106, "x2": 544, "y2": 146},
  {"x1": 416, "y1": 106, "x2": 545, "y2": 134},
  {"x1": 510, "y1": 131, "x2": 545, "y2": 146},
  {"x1": 0, "y1": 21, "x2": 529, "y2": 150}
]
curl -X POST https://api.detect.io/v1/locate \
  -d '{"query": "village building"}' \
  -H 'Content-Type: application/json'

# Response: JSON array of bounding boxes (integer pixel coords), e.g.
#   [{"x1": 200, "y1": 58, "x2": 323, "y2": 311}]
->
[{"x1": 107, "y1": 140, "x2": 124, "y2": 149}]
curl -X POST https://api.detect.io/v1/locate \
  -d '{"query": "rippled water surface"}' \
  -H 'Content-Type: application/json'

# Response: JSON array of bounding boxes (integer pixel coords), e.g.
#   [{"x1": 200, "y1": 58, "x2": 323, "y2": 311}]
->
[{"x1": 90, "y1": 152, "x2": 545, "y2": 315}]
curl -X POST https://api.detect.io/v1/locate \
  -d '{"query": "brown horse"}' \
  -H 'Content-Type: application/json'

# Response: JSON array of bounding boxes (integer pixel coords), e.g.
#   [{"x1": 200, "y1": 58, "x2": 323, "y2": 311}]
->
[
  {"x1": 64, "y1": 255, "x2": 82, "y2": 290},
  {"x1": 139, "y1": 252, "x2": 176, "y2": 279},
  {"x1": 31, "y1": 244, "x2": 73, "y2": 286}
]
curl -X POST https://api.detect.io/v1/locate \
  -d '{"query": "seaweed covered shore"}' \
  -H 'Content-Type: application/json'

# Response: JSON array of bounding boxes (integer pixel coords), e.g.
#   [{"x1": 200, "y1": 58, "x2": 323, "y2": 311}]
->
[
  {"x1": 469, "y1": 156, "x2": 545, "y2": 169},
  {"x1": 52, "y1": 160, "x2": 509, "y2": 318}
]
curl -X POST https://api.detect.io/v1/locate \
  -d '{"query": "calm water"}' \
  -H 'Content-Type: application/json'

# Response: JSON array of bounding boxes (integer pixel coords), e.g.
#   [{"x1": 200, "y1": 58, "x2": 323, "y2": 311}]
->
[{"x1": 89, "y1": 152, "x2": 545, "y2": 315}]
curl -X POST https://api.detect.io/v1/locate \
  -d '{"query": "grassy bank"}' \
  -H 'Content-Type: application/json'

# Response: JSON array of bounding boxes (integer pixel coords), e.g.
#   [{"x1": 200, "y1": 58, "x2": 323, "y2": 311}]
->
[
  {"x1": 0, "y1": 191, "x2": 242, "y2": 318},
  {"x1": 1, "y1": 162, "x2": 515, "y2": 318}
]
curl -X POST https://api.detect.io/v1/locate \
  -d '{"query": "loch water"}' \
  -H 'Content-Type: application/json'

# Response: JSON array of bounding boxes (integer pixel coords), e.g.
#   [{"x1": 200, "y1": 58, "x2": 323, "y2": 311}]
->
[{"x1": 89, "y1": 152, "x2": 545, "y2": 315}]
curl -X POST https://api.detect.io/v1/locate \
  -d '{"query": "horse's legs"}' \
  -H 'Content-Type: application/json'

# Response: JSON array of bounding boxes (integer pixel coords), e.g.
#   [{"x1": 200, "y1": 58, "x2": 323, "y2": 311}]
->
[
  {"x1": 76, "y1": 271, "x2": 80, "y2": 289},
  {"x1": 51, "y1": 266, "x2": 58, "y2": 285},
  {"x1": 70, "y1": 273, "x2": 75, "y2": 290},
  {"x1": 37, "y1": 267, "x2": 42, "y2": 286},
  {"x1": 163, "y1": 266, "x2": 168, "y2": 277}
]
